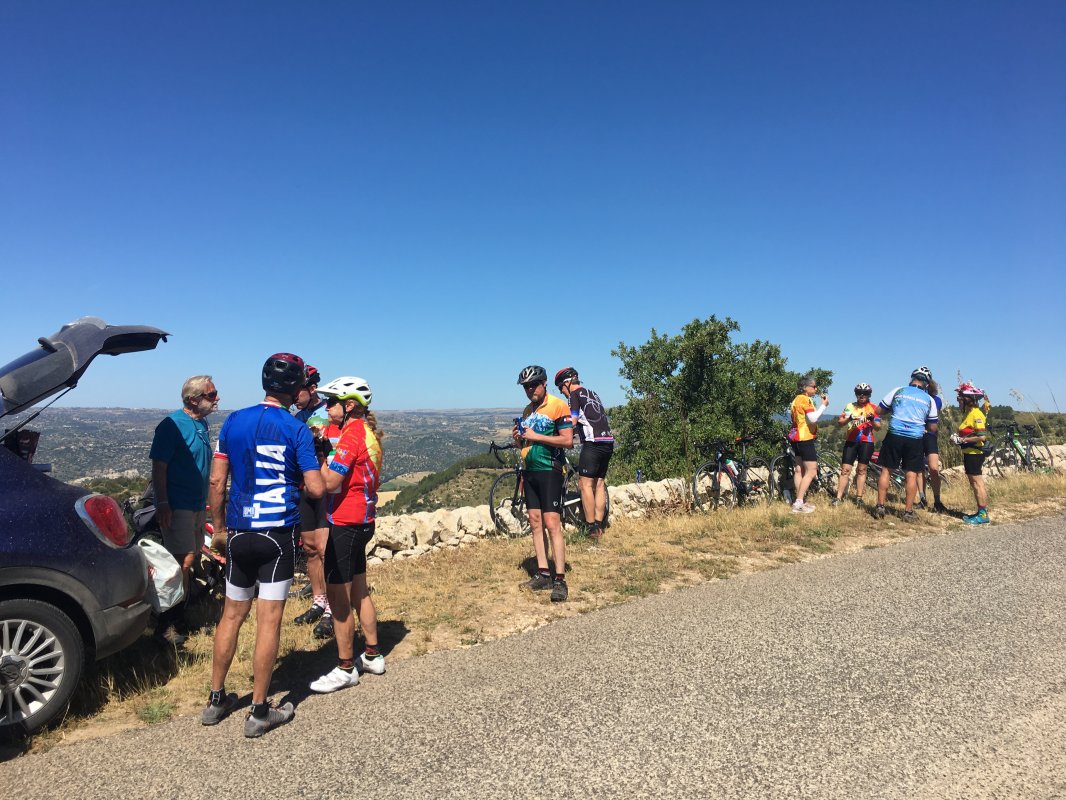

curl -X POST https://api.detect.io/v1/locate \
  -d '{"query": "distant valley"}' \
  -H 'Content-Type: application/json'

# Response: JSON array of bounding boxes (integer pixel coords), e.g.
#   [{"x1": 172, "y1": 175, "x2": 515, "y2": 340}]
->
[{"x1": 4, "y1": 407, "x2": 520, "y2": 484}]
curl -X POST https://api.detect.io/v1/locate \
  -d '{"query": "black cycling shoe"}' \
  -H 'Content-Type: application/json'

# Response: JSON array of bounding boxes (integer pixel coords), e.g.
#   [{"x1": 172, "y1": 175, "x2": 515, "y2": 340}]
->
[
  {"x1": 294, "y1": 604, "x2": 325, "y2": 626},
  {"x1": 313, "y1": 613, "x2": 334, "y2": 639},
  {"x1": 872, "y1": 504, "x2": 886, "y2": 520}
]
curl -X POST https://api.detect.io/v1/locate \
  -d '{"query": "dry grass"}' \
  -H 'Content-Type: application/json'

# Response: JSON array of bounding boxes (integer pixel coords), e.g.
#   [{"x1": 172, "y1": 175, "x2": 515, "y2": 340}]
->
[{"x1": 23, "y1": 471, "x2": 1066, "y2": 754}]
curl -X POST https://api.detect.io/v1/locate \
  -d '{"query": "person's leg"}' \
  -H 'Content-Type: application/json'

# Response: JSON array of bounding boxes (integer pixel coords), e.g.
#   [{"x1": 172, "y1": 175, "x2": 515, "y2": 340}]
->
[
  {"x1": 528, "y1": 508, "x2": 549, "y2": 569},
  {"x1": 594, "y1": 478, "x2": 608, "y2": 523},
  {"x1": 210, "y1": 597, "x2": 251, "y2": 691},
  {"x1": 352, "y1": 573, "x2": 378, "y2": 650},
  {"x1": 579, "y1": 475, "x2": 596, "y2": 525},
  {"x1": 835, "y1": 463, "x2": 852, "y2": 500},
  {"x1": 877, "y1": 465, "x2": 890, "y2": 507},
  {"x1": 903, "y1": 470, "x2": 919, "y2": 512},
  {"x1": 327, "y1": 581, "x2": 355, "y2": 660},
  {"x1": 250, "y1": 599, "x2": 285, "y2": 704},
  {"x1": 795, "y1": 461, "x2": 817, "y2": 504},
  {"x1": 543, "y1": 511, "x2": 565, "y2": 576},
  {"x1": 971, "y1": 475, "x2": 988, "y2": 509},
  {"x1": 927, "y1": 453, "x2": 942, "y2": 504},
  {"x1": 854, "y1": 464, "x2": 868, "y2": 500}
]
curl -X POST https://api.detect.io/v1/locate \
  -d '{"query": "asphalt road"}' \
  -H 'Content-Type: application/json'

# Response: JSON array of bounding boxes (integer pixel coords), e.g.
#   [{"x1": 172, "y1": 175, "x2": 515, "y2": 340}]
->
[{"x1": 4, "y1": 514, "x2": 1066, "y2": 799}]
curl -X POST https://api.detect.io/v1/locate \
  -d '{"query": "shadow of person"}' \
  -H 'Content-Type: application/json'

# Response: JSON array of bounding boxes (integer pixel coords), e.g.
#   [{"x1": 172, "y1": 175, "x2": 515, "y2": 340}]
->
[
  {"x1": 273, "y1": 619, "x2": 411, "y2": 708},
  {"x1": 518, "y1": 555, "x2": 569, "y2": 576}
]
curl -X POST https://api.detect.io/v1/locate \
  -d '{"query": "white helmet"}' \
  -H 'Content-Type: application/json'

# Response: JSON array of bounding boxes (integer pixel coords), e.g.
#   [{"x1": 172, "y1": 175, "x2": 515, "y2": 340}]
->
[{"x1": 319, "y1": 376, "x2": 372, "y2": 407}]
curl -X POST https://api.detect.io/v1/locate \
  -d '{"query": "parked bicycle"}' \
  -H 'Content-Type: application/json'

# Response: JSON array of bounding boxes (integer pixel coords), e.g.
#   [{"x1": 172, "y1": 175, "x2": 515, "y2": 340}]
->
[
  {"x1": 487, "y1": 441, "x2": 609, "y2": 537},
  {"x1": 863, "y1": 452, "x2": 950, "y2": 504},
  {"x1": 692, "y1": 436, "x2": 770, "y2": 510},
  {"x1": 768, "y1": 438, "x2": 840, "y2": 504},
  {"x1": 988, "y1": 423, "x2": 1055, "y2": 477}
]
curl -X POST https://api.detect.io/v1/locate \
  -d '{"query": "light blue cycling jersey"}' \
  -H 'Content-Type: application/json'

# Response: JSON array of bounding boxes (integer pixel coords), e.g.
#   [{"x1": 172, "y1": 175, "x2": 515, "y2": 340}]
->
[{"x1": 878, "y1": 385, "x2": 938, "y2": 439}]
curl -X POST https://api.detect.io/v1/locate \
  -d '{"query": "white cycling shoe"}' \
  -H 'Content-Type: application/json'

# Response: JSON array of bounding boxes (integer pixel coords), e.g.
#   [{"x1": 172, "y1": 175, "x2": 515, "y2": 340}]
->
[
  {"x1": 359, "y1": 652, "x2": 386, "y2": 675},
  {"x1": 310, "y1": 666, "x2": 360, "y2": 693}
]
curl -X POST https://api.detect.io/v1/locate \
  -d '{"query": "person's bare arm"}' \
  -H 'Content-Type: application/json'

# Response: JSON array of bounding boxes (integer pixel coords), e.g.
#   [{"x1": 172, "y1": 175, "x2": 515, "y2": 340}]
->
[
  {"x1": 303, "y1": 468, "x2": 325, "y2": 499},
  {"x1": 207, "y1": 458, "x2": 229, "y2": 552}
]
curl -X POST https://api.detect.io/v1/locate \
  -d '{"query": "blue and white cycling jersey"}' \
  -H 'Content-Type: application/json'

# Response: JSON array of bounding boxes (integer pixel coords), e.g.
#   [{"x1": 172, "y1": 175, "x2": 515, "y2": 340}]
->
[
  {"x1": 215, "y1": 403, "x2": 319, "y2": 529},
  {"x1": 878, "y1": 386, "x2": 938, "y2": 439}
]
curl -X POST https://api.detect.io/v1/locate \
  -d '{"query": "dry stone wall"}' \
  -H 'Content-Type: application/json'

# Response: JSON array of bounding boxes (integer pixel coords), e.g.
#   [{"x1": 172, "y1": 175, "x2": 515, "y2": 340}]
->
[{"x1": 366, "y1": 444, "x2": 1066, "y2": 567}]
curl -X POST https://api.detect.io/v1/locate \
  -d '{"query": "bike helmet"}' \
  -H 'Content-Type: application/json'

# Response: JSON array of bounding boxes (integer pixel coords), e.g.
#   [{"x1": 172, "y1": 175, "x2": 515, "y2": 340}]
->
[
  {"x1": 956, "y1": 382, "x2": 984, "y2": 398},
  {"x1": 911, "y1": 366, "x2": 932, "y2": 384},
  {"x1": 262, "y1": 353, "x2": 307, "y2": 395},
  {"x1": 517, "y1": 365, "x2": 547, "y2": 386},
  {"x1": 305, "y1": 365, "x2": 321, "y2": 387},
  {"x1": 554, "y1": 366, "x2": 578, "y2": 389},
  {"x1": 854, "y1": 383, "x2": 872, "y2": 394},
  {"x1": 319, "y1": 376, "x2": 372, "y2": 407}
]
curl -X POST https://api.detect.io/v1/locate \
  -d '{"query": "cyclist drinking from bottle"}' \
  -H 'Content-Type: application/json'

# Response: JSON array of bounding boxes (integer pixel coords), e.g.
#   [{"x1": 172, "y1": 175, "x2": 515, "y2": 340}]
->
[
  {"x1": 515, "y1": 365, "x2": 574, "y2": 602},
  {"x1": 788, "y1": 376, "x2": 829, "y2": 513},
  {"x1": 832, "y1": 383, "x2": 881, "y2": 505}
]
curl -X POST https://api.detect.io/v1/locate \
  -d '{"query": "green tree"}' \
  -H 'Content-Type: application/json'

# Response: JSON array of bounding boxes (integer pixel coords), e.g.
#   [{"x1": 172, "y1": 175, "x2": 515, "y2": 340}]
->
[{"x1": 609, "y1": 315, "x2": 832, "y2": 482}]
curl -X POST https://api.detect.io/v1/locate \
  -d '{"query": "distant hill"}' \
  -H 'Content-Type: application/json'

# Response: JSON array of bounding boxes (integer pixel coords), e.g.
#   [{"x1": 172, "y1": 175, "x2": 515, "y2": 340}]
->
[{"x1": 3, "y1": 406, "x2": 519, "y2": 484}]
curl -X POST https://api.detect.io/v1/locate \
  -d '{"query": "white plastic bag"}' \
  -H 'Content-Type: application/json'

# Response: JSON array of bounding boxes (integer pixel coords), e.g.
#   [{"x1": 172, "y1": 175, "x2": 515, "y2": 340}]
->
[{"x1": 138, "y1": 538, "x2": 186, "y2": 613}]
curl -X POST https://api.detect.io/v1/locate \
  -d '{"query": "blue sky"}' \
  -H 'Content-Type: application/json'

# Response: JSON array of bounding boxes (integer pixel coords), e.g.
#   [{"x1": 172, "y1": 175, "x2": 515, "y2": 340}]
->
[{"x1": 2, "y1": 2, "x2": 1064, "y2": 414}]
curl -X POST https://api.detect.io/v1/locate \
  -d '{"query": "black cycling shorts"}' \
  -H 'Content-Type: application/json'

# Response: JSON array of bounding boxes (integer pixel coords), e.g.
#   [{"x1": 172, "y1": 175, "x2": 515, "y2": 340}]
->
[
  {"x1": 841, "y1": 440, "x2": 875, "y2": 466},
  {"x1": 923, "y1": 432, "x2": 939, "y2": 456},
  {"x1": 225, "y1": 524, "x2": 298, "y2": 602},
  {"x1": 523, "y1": 469, "x2": 563, "y2": 513},
  {"x1": 791, "y1": 439, "x2": 817, "y2": 462},
  {"x1": 963, "y1": 453, "x2": 986, "y2": 476},
  {"x1": 578, "y1": 442, "x2": 614, "y2": 479},
  {"x1": 324, "y1": 523, "x2": 375, "y2": 584},
  {"x1": 299, "y1": 492, "x2": 328, "y2": 533},
  {"x1": 877, "y1": 432, "x2": 925, "y2": 473}
]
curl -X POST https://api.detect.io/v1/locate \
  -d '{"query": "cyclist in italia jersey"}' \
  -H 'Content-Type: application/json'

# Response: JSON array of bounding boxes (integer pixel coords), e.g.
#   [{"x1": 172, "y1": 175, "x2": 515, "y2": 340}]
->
[
  {"x1": 554, "y1": 366, "x2": 612, "y2": 540},
  {"x1": 515, "y1": 365, "x2": 574, "y2": 602},
  {"x1": 787, "y1": 375, "x2": 829, "y2": 513},
  {"x1": 951, "y1": 382, "x2": 991, "y2": 525},
  {"x1": 203, "y1": 353, "x2": 324, "y2": 738},
  {"x1": 872, "y1": 367, "x2": 938, "y2": 521},
  {"x1": 309, "y1": 376, "x2": 388, "y2": 693},
  {"x1": 832, "y1": 383, "x2": 881, "y2": 505},
  {"x1": 290, "y1": 365, "x2": 335, "y2": 636}
]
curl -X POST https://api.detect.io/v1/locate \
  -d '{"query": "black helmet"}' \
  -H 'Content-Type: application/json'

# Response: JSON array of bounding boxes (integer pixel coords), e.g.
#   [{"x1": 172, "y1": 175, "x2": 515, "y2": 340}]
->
[
  {"x1": 554, "y1": 366, "x2": 578, "y2": 389},
  {"x1": 517, "y1": 365, "x2": 547, "y2": 386},
  {"x1": 262, "y1": 353, "x2": 307, "y2": 395},
  {"x1": 854, "y1": 383, "x2": 872, "y2": 395}
]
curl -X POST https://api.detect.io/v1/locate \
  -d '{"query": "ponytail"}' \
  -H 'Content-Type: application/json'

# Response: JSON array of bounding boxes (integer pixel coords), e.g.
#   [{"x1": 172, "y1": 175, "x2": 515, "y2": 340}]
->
[{"x1": 364, "y1": 409, "x2": 383, "y2": 440}]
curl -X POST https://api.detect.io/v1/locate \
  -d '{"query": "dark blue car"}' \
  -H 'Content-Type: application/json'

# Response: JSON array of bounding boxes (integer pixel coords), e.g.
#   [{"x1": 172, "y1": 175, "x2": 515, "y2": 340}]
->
[{"x1": 0, "y1": 317, "x2": 168, "y2": 734}]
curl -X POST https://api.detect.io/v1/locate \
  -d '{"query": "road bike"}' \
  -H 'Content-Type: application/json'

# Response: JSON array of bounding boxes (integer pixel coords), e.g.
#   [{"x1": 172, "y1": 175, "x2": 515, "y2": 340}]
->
[
  {"x1": 692, "y1": 436, "x2": 770, "y2": 510},
  {"x1": 487, "y1": 441, "x2": 609, "y2": 537},
  {"x1": 863, "y1": 452, "x2": 950, "y2": 503},
  {"x1": 988, "y1": 423, "x2": 1055, "y2": 477},
  {"x1": 768, "y1": 438, "x2": 840, "y2": 504}
]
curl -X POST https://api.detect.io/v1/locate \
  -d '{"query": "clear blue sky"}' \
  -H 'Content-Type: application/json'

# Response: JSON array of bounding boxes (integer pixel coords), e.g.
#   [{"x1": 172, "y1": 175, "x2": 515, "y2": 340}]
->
[{"x1": 2, "y1": 2, "x2": 1063, "y2": 414}]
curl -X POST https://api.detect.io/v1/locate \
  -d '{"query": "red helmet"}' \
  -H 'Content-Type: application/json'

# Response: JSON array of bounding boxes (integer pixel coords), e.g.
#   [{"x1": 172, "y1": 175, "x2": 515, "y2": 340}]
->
[
  {"x1": 304, "y1": 365, "x2": 321, "y2": 386},
  {"x1": 262, "y1": 353, "x2": 307, "y2": 395},
  {"x1": 956, "y1": 382, "x2": 984, "y2": 398}
]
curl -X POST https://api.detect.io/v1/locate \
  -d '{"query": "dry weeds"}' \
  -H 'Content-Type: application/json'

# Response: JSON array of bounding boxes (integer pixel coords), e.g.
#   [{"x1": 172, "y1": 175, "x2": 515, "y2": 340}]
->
[{"x1": 25, "y1": 471, "x2": 1066, "y2": 754}]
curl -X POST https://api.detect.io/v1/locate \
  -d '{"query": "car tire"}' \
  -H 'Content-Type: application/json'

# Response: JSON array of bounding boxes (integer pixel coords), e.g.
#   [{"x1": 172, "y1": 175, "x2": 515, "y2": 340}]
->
[{"x1": 0, "y1": 598, "x2": 85, "y2": 734}]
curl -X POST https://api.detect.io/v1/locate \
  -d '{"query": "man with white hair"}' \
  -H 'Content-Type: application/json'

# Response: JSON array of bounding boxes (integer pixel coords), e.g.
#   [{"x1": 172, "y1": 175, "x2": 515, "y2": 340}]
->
[{"x1": 149, "y1": 374, "x2": 219, "y2": 645}]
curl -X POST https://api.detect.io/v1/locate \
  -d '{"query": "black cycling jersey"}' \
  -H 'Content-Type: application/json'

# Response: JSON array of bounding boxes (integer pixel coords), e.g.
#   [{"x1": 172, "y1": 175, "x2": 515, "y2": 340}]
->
[{"x1": 568, "y1": 387, "x2": 614, "y2": 445}]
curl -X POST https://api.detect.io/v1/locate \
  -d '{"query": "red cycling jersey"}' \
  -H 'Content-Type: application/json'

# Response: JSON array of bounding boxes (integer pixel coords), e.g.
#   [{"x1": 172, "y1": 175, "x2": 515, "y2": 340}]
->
[{"x1": 326, "y1": 419, "x2": 383, "y2": 526}]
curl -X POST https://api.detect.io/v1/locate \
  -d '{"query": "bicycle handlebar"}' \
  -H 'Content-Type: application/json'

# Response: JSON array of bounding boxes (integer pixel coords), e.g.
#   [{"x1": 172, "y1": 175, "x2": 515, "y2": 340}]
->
[{"x1": 488, "y1": 440, "x2": 518, "y2": 466}]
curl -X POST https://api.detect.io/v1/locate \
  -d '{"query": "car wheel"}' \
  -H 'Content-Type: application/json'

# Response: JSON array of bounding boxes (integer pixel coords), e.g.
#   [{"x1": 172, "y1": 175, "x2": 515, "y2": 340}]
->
[{"x1": 0, "y1": 598, "x2": 85, "y2": 734}]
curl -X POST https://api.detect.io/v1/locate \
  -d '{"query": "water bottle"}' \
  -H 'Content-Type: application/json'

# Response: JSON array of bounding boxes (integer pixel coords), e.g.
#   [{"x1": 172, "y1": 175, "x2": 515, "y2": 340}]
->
[{"x1": 513, "y1": 416, "x2": 525, "y2": 436}]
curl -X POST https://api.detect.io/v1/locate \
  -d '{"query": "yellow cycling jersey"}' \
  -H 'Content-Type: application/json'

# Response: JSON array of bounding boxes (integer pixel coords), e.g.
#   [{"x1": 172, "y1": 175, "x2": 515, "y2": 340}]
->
[{"x1": 958, "y1": 407, "x2": 987, "y2": 456}]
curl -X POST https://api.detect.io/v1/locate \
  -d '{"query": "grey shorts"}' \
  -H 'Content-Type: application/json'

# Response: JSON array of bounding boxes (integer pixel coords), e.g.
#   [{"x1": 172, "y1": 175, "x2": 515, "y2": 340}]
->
[{"x1": 162, "y1": 509, "x2": 205, "y2": 557}]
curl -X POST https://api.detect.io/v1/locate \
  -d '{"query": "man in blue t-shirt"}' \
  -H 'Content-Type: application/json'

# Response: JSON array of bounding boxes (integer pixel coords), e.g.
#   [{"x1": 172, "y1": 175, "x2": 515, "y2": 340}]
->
[
  {"x1": 148, "y1": 374, "x2": 219, "y2": 644},
  {"x1": 872, "y1": 367, "x2": 939, "y2": 521},
  {"x1": 203, "y1": 353, "x2": 324, "y2": 738}
]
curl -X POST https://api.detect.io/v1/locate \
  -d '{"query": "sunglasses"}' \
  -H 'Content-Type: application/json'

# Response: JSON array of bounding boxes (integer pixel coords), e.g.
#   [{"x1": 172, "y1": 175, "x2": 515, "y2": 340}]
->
[
  {"x1": 325, "y1": 397, "x2": 343, "y2": 407},
  {"x1": 198, "y1": 391, "x2": 219, "y2": 401}
]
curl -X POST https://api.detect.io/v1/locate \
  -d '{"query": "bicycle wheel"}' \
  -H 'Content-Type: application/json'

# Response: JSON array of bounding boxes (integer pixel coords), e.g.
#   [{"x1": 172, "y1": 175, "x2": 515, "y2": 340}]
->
[
  {"x1": 561, "y1": 471, "x2": 584, "y2": 528},
  {"x1": 990, "y1": 446, "x2": 1022, "y2": 478},
  {"x1": 815, "y1": 463, "x2": 840, "y2": 497},
  {"x1": 1028, "y1": 442, "x2": 1055, "y2": 473},
  {"x1": 693, "y1": 462, "x2": 734, "y2": 511},
  {"x1": 489, "y1": 471, "x2": 529, "y2": 537},
  {"x1": 737, "y1": 457, "x2": 771, "y2": 505},
  {"x1": 769, "y1": 454, "x2": 795, "y2": 505}
]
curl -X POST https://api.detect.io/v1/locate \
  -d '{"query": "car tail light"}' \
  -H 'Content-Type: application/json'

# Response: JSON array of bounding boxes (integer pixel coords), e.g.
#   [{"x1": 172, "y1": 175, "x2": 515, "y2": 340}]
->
[{"x1": 75, "y1": 493, "x2": 132, "y2": 548}]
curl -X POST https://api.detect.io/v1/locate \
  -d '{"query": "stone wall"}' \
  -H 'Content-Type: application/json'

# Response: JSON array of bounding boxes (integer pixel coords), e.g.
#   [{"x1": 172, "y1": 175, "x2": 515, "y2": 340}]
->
[{"x1": 366, "y1": 443, "x2": 1066, "y2": 567}]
